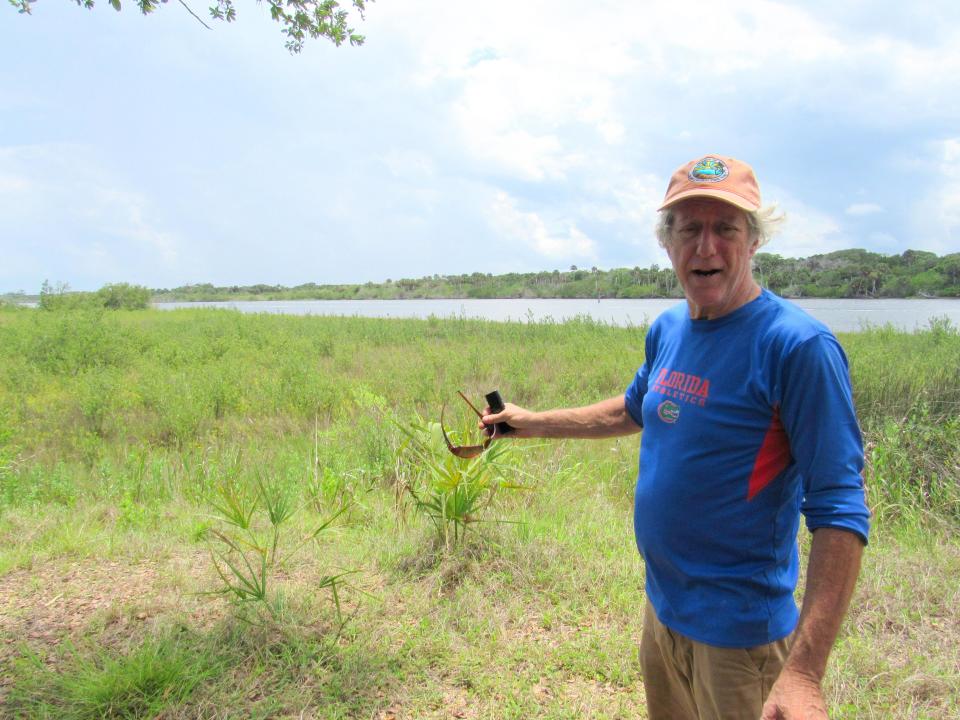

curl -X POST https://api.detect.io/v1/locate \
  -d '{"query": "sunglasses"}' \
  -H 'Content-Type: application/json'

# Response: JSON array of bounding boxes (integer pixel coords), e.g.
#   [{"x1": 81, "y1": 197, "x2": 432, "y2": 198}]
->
[{"x1": 440, "y1": 391, "x2": 497, "y2": 458}]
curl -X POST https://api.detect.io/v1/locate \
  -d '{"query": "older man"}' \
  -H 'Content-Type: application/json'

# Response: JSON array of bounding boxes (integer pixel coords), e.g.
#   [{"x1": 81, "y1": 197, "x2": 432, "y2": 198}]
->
[{"x1": 484, "y1": 155, "x2": 870, "y2": 720}]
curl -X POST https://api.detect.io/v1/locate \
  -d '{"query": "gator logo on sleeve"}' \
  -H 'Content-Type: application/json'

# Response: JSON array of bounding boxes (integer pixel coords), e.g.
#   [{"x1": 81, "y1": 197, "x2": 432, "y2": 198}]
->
[{"x1": 657, "y1": 400, "x2": 680, "y2": 424}]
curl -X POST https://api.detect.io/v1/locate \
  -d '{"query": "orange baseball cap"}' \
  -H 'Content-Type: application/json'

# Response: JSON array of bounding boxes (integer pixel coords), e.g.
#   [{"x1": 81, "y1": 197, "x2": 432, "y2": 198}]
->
[{"x1": 658, "y1": 155, "x2": 761, "y2": 212}]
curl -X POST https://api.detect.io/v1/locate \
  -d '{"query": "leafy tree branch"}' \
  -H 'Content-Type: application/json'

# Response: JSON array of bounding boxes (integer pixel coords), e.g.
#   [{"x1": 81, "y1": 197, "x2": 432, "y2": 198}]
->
[{"x1": 10, "y1": 0, "x2": 371, "y2": 53}]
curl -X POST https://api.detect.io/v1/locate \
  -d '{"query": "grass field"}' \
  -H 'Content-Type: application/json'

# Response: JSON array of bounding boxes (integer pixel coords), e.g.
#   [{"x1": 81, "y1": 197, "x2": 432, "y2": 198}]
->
[{"x1": 0, "y1": 306, "x2": 958, "y2": 719}]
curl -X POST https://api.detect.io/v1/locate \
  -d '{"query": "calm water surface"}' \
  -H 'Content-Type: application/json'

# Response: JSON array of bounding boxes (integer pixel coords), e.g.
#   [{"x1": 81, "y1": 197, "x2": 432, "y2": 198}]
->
[{"x1": 154, "y1": 297, "x2": 960, "y2": 334}]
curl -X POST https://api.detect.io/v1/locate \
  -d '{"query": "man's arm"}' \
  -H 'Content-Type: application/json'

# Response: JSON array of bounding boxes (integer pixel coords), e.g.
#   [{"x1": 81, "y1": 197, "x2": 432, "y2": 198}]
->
[
  {"x1": 761, "y1": 527, "x2": 864, "y2": 720},
  {"x1": 482, "y1": 394, "x2": 641, "y2": 440}
]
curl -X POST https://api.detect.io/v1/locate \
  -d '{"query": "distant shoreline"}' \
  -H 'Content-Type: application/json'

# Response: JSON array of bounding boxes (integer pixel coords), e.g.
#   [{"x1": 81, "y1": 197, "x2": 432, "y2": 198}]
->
[
  {"x1": 150, "y1": 294, "x2": 960, "y2": 302},
  {"x1": 4, "y1": 247, "x2": 959, "y2": 302}
]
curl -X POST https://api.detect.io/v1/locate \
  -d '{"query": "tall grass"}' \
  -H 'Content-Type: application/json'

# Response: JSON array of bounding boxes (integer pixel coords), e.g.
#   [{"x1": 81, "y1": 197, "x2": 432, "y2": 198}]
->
[
  {"x1": 0, "y1": 307, "x2": 957, "y2": 718},
  {"x1": 1, "y1": 307, "x2": 955, "y2": 523},
  {"x1": 845, "y1": 320, "x2": 960, "y2": 427}
]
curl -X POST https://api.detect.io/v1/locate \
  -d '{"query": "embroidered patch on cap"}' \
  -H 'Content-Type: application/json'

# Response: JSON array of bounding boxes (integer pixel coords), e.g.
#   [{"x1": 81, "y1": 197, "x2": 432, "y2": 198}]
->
[{"x1": 688, "y1": 157, "x2": 729, "y2": 183}]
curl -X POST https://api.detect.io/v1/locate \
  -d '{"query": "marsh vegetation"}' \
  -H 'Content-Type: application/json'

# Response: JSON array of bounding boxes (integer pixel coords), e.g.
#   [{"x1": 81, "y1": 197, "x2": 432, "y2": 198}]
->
[{"x1": 0, "y1": 306, "x2": 957, "y2": 718}]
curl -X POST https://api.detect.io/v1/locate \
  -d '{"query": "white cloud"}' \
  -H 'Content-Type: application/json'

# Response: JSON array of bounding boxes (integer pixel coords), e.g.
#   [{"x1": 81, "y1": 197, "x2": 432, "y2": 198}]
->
[
  {"x1": 90, "y1": 187, "x2": 180, "y2": 266},
  {"x1": 654, "y1": 1, "x2": 847, "y2": 74},
  {"x1": 489, "y1": 191, "x2": 597, "y2": 261},
  {"x1": 914, "y1": 137, "x2": 960, "y2": 252},
  {"x1": 453, "y1": 108, "x2": 572, "y2": 181},
  {"x1": 574, "y1": 171, "x2": 664, "y2": 239},
  {"x1": 0, "y1": 144, "x2": 182, "y2": 286},
  {"x1": 845, "y1": 203, "x2": 883, "y2": 216},
  {"x1": 446, "y1": 54, "x2": 607, "y2": 180},
  {"x1": 633, "y1": 2, "x2": 960, "y2": 128},
  {"x1": 930, "y1": 138, "x2": 960, "y2": 245},
  {"x1": 765, "y1": 187, "x2": 847, "y2": 257},
  {"x1": 866, "y1": 232, "x2": 900, "y2": 253},
  {"x1": 896, "y1": 138, "x2": 960, "y2": 256},
  {"x1": 375, "y1": 0, "x2": 636, "y2": 181},
  {"x1": 597, "y1": 120, "x2": 626, "y2": 145},
  {"x1": 0, "y1": 174, "x2": 31, "y2": 193},
  {"x1": 373, "y1": 0, "x2": 960, "y2": 218}
]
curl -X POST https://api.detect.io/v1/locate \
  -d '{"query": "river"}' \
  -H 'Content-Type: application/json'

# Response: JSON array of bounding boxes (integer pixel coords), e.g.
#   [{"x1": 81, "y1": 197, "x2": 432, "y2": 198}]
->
[{"x1": 153, "y1": 297, "x2": 960, "y2": 334}]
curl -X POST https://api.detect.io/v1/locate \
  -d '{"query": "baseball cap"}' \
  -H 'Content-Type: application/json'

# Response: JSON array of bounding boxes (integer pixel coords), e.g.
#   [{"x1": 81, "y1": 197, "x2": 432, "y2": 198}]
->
[{"x1": 658, "y1": 155, "x2": 761, "y2": 212}]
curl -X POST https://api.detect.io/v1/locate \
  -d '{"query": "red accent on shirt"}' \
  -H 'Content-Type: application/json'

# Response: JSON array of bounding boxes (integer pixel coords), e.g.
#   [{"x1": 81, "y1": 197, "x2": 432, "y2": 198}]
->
[{"x1": 747, "y1": 406, "x2": 792, "y2": 500}]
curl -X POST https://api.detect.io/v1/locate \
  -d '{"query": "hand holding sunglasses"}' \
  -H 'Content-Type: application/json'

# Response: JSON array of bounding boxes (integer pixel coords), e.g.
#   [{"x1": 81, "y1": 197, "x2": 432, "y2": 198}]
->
[{"x1": 441, "y1": 390, "x2": 513, "y2": 458}]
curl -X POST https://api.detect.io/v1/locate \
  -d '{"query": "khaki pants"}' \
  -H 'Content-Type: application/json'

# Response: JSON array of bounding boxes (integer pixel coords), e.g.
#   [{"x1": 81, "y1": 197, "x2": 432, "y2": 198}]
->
[{"x1": 639, "y1": 602, "x2": 792, "y2": 720}]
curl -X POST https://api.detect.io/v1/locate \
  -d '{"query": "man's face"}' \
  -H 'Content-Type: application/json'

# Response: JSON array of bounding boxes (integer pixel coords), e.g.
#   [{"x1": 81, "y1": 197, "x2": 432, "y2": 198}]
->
[{"x1": 664, "y1": 198, "x2": 760, "y2": 320}]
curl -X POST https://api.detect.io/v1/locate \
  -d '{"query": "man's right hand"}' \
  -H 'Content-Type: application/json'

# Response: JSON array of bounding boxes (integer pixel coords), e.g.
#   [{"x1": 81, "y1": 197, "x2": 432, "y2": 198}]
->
[
  {"x1": 481, "y1": 403, "x2": 539, "y2": 439},
  {"x1": 480, "y1": 395, "x2": 640, "y2": 441}
]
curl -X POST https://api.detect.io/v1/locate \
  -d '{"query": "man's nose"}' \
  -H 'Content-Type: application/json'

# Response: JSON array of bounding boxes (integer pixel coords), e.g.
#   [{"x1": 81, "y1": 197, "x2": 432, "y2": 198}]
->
[{"x1": 695, "y1": 227, "x2": 719, "y2": 256}]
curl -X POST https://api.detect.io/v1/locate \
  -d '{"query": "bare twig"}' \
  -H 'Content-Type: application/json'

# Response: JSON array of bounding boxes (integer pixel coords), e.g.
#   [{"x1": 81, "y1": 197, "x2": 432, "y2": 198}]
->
[{"x1": 178, "y1": 0, "x2": 211, "y2": 29}]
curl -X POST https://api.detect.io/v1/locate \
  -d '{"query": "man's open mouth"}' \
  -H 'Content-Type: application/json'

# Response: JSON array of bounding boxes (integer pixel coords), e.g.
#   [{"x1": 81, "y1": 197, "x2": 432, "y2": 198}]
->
[{"x1": 693, "y1": 269, "x2": 721, "y2": 277}]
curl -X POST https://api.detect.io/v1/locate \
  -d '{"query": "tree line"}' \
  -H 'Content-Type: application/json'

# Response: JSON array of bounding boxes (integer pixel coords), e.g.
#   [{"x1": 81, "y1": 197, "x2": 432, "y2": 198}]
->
[
  {"x1": 2, "y1": 249, "x2": 957, "y2": 307},
  {"x1": 149, "y1": 248, "x2": 959, "y2": 302}
]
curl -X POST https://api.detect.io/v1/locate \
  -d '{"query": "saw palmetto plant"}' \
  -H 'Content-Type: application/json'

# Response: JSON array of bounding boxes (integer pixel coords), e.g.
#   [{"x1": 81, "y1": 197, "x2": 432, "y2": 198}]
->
[
  {"x1": 203, "y1": 470, "x2": 351, "y2": 627},
  {"x1": 396, "y1": 407, "x2": 529, "y2": 550}
]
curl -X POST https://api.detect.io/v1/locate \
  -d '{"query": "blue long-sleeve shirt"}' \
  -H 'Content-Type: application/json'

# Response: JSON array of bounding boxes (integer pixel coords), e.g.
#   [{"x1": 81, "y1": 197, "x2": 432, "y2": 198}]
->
[{"x1": 625, "y1": 289, "x2": 870, "y2": 648}]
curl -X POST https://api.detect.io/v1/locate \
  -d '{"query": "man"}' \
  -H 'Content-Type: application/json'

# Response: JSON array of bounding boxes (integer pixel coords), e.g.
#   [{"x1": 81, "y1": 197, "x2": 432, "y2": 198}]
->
[{"x1": 483, "y1": 155, "x2": 870, "y2": 720}]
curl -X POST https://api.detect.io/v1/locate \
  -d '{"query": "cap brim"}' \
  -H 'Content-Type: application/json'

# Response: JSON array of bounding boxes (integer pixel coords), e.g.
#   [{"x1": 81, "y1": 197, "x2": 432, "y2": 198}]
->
[{"x1": 658, "y1": 188, "x2": 759, "y2": 212}]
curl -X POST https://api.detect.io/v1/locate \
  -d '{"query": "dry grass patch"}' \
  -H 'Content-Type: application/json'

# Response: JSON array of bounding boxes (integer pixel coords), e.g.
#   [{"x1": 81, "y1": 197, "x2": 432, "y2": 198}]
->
[
  {"x1": 0, "y1": 552, "x2": 224, "y2": 702},
  {"x1": 825, "y1": 530, "x2": 960, "y2": 719}
]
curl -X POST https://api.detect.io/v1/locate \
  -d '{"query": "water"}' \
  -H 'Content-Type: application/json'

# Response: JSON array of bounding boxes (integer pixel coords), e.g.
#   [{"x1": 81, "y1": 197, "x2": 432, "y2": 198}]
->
[{"x1": 153, "y1": 297, "x2": 960, "y2": 334}]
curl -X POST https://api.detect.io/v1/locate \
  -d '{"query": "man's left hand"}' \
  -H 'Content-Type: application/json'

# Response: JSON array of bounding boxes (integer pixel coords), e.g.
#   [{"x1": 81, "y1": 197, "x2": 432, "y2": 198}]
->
[{"x1": 760, "y1": 668, "x2": 828, "y2": 719}]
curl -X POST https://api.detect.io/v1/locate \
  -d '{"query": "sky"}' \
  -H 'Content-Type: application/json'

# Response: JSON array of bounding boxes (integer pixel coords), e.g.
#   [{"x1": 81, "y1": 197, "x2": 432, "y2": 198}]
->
[{"x1": 2, "y1": 0, "x2": 959, "y2": 292}]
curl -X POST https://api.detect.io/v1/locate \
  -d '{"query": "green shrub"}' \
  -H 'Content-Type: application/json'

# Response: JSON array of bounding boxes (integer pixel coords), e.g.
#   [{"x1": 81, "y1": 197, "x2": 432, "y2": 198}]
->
[
  {"x1": 96, "y1": 283, "x2": 151, "y2": 310},
  {"x1": 38, "y1": 280, "x2": 150, "y2": 312}
]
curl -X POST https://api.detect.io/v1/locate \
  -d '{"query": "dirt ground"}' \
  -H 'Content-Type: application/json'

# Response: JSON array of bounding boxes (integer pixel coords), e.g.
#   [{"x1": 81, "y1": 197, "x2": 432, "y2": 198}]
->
[{"x1": 0, "y1": 552, "x2": 225, "y2": 703}]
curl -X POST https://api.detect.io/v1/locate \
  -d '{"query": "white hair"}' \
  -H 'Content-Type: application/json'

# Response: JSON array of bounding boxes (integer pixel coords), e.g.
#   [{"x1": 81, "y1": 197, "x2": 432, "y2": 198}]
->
[{"x1": 656, "y1": 204, "x2": 785, "y2": 249}]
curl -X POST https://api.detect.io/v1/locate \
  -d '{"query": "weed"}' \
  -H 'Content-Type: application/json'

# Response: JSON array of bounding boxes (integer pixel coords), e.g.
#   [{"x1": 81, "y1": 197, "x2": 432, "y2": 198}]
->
[
  {"x1": 396, "y1": 414, "x2": 530, "y2": 550},
  {"x1": 202, "y1": 465, "x2": 353, "y2": 629}
]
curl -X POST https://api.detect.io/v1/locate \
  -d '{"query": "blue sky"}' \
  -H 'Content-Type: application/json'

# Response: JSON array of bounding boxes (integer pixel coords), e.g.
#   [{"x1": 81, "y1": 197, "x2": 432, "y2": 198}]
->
[{"x1": 2, "y1": 0, "x2": 959, "y2": 292}]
